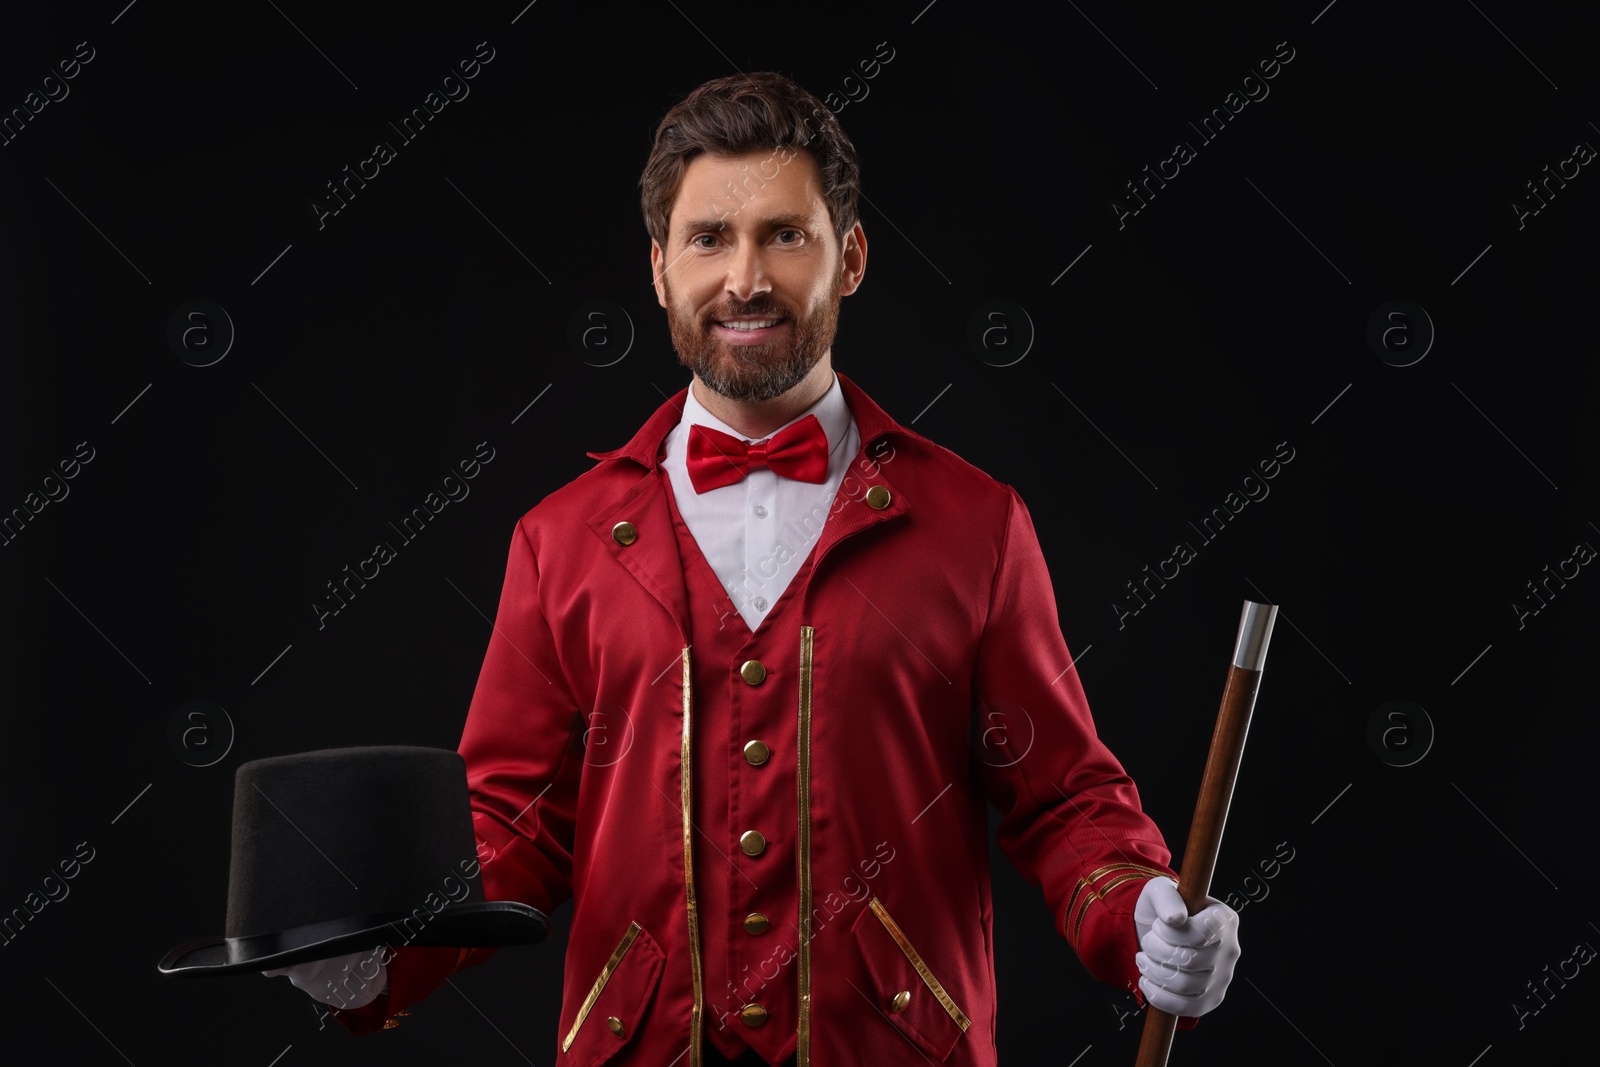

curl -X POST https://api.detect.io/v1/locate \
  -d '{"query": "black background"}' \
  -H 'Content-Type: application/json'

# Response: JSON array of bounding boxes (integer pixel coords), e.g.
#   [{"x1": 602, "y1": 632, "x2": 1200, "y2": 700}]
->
[{"x1": 2, "y1": 1, "x2": 1597, "y2": 1064}]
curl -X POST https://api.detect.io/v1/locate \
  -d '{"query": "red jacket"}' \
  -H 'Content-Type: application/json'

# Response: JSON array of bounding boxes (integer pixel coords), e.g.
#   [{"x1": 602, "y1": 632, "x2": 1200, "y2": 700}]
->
[{"x1": 336, "y1": 370, "x2": 1178, "y2": 1064}]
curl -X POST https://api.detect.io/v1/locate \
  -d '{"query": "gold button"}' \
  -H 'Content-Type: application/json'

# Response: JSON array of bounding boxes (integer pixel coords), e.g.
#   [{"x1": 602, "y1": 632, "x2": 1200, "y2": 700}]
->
[
  {"x1": 611, "y1": 521, "x2": 637, "y2": 546},
  {"x1": 740, "y1": 1002, "x2": 770, "y2": 1027},
  {"x1": 606, "y1": 1015, "x2": 625, "y2": 1037},
  {"x1": 890, "y1": 990, "x2": 911, "y2": 1013},
  {"x1": 743, "y1": 740, "x2": 770, "y2": 766},
  {"x1": 739, "y1": 830, "x2": 766, "y2": 856},
  {"x1": 865, "y1": 485, "x2": 891, "y2": 509},
  {"x1": 739, "y1": 659, "x2": 766, "y2": 685},
  {"x1": 743, "y1": 912, "x2": 770, "y2": 934}
]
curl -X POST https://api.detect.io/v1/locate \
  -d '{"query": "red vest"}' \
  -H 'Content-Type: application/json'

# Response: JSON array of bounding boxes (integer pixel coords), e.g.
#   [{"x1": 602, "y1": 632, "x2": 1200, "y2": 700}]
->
[{"x1": 662, "y1": 457, "x2": 815, "y2": 1062}]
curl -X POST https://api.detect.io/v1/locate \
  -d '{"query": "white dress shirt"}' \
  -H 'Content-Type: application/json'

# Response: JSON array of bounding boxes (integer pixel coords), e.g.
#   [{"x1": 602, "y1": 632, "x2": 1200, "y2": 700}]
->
[{"x1": 660, "y1": 370, "x2": 861, "y2": 634}]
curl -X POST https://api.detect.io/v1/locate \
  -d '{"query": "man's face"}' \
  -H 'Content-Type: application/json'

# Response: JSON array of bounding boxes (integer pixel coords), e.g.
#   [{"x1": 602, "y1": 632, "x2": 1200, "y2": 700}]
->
[{"x1": 651, "y1": 148, "x2": 866, "y2": 403}]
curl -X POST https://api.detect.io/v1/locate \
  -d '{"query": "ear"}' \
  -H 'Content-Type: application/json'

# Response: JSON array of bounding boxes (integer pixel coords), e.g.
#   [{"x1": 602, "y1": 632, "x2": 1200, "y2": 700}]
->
[
  {"x1": 650, "y1": 239, "x2": 668, "y2": 308},
  {"x1": 838, "y1": 222, "x2": 867, "y2": 297}
]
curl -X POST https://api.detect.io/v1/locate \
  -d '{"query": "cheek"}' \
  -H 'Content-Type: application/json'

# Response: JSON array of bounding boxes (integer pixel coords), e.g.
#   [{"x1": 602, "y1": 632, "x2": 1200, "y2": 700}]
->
[
  {"x1": 667, "y1": 266, "x2": 720, "y2": 311},
  {"x1": 681, "y1": 285, "x2": 717, "y2": 318},
  {"x1": 773, "y1": 263, "x2": 828, "y2": 308},
  {"x1": 798, "y1": 250, "x2": 842, "y2": 300},
  {"x1": 801, "y1": 276, "x2": 840, "y2": 315}
]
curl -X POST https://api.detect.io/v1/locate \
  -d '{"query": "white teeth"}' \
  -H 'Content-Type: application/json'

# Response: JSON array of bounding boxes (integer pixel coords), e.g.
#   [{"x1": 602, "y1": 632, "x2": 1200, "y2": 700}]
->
[{"x1": 719, "y1": 318, "x2": 780, "y2": 331}]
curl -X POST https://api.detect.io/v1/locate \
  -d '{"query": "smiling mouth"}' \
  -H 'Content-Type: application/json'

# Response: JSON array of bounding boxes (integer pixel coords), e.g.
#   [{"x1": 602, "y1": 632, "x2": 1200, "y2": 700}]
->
[{"x1": 713, "y1": 317, "x2": 787, "y2": 331}]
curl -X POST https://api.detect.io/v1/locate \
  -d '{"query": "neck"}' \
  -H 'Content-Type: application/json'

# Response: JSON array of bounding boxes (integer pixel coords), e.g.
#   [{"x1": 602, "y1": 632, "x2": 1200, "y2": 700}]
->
[{"x1": 692, "y1": 354, "x2": 835, "y2": 440}]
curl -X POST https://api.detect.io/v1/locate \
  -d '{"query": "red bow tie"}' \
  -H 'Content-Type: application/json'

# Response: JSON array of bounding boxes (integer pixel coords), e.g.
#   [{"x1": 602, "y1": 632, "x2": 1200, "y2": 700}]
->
[{"x1": 686, "y1": 415, "x2": 830, "y2": 494}]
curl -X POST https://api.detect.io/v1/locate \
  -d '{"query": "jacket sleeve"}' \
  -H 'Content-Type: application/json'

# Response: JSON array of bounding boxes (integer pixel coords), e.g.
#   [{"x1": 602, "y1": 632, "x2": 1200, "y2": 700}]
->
[
  {"x1": 970, "y1": 484, "x2": 1180, "y2": 1004},
  {"x1": 456, "y1": 516, "x2": 585, "y2": 919},
  {"x1": 333, "y1": 517, "x2": 586, "y2": 1035}
]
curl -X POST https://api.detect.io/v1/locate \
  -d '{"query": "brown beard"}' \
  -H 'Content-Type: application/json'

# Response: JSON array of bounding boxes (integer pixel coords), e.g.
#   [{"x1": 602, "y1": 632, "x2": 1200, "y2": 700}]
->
[{"x1": 665, "y1": 271, "x2": 841, "y2": 403}]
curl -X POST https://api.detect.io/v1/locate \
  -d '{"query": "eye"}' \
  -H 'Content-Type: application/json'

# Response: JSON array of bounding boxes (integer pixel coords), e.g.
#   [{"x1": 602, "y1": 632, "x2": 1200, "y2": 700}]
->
[
  {"x1": 692, "y1": 234, "x2": 719, "y2": 249},
  {"x1": 775, "y1": 229, "x2": 803, "y2": 245}
]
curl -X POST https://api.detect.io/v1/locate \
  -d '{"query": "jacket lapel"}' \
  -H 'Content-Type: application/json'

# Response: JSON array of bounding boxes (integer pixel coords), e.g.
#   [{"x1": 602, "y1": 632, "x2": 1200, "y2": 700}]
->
[{"x1": 584, "y1": 469, "x2": 692, "y2": 643}]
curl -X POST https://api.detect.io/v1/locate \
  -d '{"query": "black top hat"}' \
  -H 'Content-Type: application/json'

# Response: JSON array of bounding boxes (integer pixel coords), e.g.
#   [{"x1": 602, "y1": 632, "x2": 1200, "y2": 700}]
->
[{"x1": 159, "y1": 745, "x2": 552, "y2": 976}]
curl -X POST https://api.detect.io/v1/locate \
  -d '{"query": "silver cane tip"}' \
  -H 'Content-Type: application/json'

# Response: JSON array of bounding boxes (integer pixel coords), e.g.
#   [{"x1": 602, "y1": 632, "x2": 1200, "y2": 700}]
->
[{"x1": 1231, "y1": 600, "x2": 1279, "y2": 671}]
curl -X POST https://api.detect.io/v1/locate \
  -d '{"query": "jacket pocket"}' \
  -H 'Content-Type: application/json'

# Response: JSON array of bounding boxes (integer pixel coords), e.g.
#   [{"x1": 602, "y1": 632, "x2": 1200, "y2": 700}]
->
[
  {"x1": 851, "y1": 896, "x2": 972, "y2": 1060},
  {"x1": 561, "y1": 920, "x2": 666, "y2": 1067}
]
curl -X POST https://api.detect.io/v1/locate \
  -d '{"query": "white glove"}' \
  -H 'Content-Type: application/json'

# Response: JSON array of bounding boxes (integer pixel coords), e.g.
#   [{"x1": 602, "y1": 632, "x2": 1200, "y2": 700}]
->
[
  {"x1": 1133, "y1": 876, "x2": 1240, "y2": 1018},
  {"x1": 262, "y1": 947, "x2": 388, "y2": 1010}
]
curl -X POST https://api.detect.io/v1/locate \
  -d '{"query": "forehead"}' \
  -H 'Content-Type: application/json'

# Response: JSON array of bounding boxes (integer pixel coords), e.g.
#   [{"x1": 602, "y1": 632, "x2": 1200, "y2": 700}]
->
[{"x1": 669, "y1": 149, "x2": 828, "y2": 232}]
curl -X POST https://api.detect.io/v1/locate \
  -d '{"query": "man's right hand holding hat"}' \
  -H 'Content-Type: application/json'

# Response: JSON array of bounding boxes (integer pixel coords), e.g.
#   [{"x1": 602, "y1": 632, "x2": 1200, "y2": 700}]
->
[{"x1": 263, "y1": 948, "x2": 388, "y2": 1010}]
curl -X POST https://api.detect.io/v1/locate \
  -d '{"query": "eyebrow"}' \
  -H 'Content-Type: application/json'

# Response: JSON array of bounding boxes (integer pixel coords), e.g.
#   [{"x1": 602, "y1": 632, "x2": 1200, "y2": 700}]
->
[{"x1": 677, "y1": 212, "x2": 817, "y2": 237}]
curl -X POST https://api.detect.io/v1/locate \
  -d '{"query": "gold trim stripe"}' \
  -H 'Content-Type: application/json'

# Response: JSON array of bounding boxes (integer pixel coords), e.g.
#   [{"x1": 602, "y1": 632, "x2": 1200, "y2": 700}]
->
[
  {"x1": 867, "y1": 897, "x2": 972, "y2": 1032},
  {"x1": 1062, "y1": 881, "x2": 1093, "y2": 934},
  {"x1": 1066, "y1": 863, "x2": 1172, "y2": 949},
  {"x1": 1082, "y1": 861, "x2": 1167, "y2": 884},
  {"x1": 1064, "y1": 861, "x2": 1169, "y2": 937},
  {"x1": 562, "y1": 921, "x2": 643, "y2": 1051},
  {"x1": 681, "y1": 647, "x2": 705, "y2": 1066},
  {"x1": 797, "y1": 625, "x2": 815, "y2": 1066}
]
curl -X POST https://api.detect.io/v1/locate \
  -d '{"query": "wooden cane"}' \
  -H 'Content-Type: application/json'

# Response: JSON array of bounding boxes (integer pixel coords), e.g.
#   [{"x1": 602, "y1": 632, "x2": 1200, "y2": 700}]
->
[{"x1": 1134, "y1": 600, "x2": 1277, "y2": 1067}]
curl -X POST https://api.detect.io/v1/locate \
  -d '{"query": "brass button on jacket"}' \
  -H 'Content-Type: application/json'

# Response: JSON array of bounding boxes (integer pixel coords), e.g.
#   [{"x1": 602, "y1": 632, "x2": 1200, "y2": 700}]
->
[
  {"x1": 865, "y1": 485, "x2": 891, "y2": 509},
  {"x1": 743, "y1": 739, "x2": 770, "y2": 766},
  {"x1": 739, "y1": 659, "x2": 766, "y2": 685},
  {"x1": 890, "y1": 990, "x2": 911, "y2": 1013},
  {"x1": 739, "y1": 830, "x2": 766, "y2": 856},
  {"x1": 610, "y1": 521, "x2": 637, "y2": 546},
  {"x1": 740, "y1": 1003, "x2": 770, "y2": 1027},
  {"x1": 743, "y1": 912, "x2": 770, "y2": 934},
  {"x1": 606, "y1": 1015, "x2": 625, "y2": 1036}
]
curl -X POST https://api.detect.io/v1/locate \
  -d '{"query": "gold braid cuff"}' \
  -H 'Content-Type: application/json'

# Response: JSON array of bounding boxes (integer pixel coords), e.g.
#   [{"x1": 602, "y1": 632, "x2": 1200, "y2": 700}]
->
[{"x1": 1064, "y1": 863, "x2": 1173, "y2": 951}]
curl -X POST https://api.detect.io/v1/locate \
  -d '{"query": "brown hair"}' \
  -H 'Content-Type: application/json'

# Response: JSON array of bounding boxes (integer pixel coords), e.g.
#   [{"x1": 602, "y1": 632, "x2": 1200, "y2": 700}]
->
[{"x1": 640, "y1": 72, "x2": 860, "y2": 247}]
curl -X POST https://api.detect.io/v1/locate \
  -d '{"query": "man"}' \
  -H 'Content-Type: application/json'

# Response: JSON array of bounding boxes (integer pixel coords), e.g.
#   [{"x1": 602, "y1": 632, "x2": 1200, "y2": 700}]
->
[{"x1": 267, "y1": 72, "x2": 1240, "y2": 1065}]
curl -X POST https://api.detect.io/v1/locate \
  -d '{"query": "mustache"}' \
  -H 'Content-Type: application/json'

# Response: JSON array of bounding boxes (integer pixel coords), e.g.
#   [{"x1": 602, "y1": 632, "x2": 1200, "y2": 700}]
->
[{"x1": 703, "y1": 299, "x2": 791, "y2": 322}]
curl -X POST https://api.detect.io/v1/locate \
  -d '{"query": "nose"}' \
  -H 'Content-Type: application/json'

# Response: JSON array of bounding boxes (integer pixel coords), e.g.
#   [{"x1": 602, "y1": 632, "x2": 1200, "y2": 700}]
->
[{"x1": 724, "y1": 239, "x2": 771, "y2": 304}]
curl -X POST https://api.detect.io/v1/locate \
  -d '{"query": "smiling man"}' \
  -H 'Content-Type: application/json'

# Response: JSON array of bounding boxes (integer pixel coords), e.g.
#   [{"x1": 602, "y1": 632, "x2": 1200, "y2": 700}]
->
[{"x1": 265, "y1": 72, "x2": 1240, "y2": 1066}]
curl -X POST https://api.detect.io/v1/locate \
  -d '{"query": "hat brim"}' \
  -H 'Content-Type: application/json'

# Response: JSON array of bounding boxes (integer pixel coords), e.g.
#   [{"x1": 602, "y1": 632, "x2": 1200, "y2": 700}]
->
[{"x1": 158, "y1": 901, "x2": 552, "y2": 977}]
